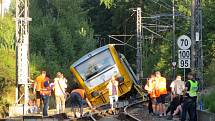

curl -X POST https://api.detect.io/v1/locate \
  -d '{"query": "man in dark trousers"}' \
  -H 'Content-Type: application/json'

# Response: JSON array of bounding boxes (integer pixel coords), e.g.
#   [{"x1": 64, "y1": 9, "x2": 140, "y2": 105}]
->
[
  {"x1": 181, "y1": 72, "x2": 198, "y2": 121},
  {"x1": 70, "y1": 87, "x2": 93, "y2": 118}
]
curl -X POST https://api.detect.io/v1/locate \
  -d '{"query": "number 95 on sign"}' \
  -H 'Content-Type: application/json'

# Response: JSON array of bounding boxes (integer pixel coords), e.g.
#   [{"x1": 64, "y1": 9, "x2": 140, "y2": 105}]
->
[{"x1": 179, "y1": 59, "x2": 190, "y2": 68}]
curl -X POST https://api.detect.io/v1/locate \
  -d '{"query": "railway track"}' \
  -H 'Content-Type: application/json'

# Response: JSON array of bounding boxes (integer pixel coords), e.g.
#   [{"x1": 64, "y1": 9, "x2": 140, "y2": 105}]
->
[
  {"x1": 124, "y1": 101, "x2": 181, "y2": 121},
  {"x1": 8, "y1": 97, "x2": 180, "y2": 121},
  {"x1": 123, "y1": 101, "x2": 144, "y2": 121},
  {"x1": 77, "y1": 99, "x2": 146, "y2": 121},
  {"x1": 17, "y1": 97, "x2": 168, "y2": 121}
]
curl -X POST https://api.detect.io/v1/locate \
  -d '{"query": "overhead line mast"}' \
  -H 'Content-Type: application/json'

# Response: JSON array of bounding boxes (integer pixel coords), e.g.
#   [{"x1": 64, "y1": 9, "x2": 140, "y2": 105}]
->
[
  {"x1": 15, "y1": 0, "x2": 31, "y2": 108},
  {"x1": 172, "y1": 0, "x2": 176, "y2": 80},
  {"x1": 136, "y1": 7, "x2": 143, "y2": 81}
]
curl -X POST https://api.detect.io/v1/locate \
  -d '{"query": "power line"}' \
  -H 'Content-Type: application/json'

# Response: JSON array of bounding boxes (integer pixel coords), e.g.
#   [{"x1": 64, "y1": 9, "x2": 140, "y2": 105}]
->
[
  {"x1": 150, "y1": 0, "x2": 172, "y2": 11},
  {"x1": 143, "y1": 11, "x2": 190, "y2": 33},
  {"x1": 108, "y1": 35, "x2": 137, "y2": 49},
  {"x1": 142, "y1": 26, "x2": 170, "y2": 42},
  {"x1": 148, "y1": 0, "x2": 191, "y2": 20},
  {"x1": 160, "y1": 0, "x2": 172, "y2": 8}
]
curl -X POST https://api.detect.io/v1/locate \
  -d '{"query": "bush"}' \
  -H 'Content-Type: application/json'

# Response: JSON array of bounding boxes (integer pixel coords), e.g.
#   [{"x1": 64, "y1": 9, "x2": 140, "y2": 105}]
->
[
  {"x1": 203, "y1": 89, "x2": 215, "y2": 113},
  {"x1": 0, "y1": 49, "x2": 46, "y2": 118},
  {"x1": 205, "y1": 60, "x2": 215, "y2": 86}
]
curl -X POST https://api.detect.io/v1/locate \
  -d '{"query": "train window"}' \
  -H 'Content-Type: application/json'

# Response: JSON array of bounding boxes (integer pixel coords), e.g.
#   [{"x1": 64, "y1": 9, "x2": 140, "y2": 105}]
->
[{"x1": 75, "y1": 49, "x2": 115, "y2": 82}]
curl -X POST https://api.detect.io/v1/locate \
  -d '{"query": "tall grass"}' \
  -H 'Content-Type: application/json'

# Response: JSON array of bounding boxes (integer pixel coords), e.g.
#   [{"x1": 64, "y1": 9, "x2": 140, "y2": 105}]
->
[{"x1": 203, "y1": 89, "x2": 215, "y2": 113}]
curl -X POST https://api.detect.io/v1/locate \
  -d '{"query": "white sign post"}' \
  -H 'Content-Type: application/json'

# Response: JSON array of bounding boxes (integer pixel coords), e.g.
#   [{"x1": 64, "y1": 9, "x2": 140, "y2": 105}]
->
[{"x1": 177, "y1": 35, "x2": 191, "y2": 81}]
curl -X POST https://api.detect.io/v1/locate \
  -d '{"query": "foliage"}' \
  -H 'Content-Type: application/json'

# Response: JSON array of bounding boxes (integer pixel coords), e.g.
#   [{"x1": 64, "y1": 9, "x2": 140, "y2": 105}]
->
[
  {"x1": 202, "y1": 0, "x2": 215, "y2": 67},
  {"x1": 0, "y1": 15, "x2": 15, "y2": 50},
  {"x1": 203, "y1": 89, "x2": 215, "y2": 113},
  {"x1": 29, "y1": 0, "x2": 96, "y2": 78},
  {"x1": 204, "y1": 60, "x2": 215, "y2": 86},
  {"x1": 30, "y1": 53, "x2": 46, "y2": 79},
  {"x1": 0, "y1": 49, "x2": 16, "y2": 117},
  {"x1": 100, "y1": 0, "x2": 114, "y2": 9},
  {"x1": 0, "y1": 49, "x2": 46, "y2": 117}
]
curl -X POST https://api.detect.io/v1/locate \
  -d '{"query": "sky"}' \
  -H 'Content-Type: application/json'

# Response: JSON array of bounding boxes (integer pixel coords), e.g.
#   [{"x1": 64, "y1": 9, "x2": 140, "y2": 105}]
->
[{"x1": 4, "y1": 0, "x2": 11, "y2": 10}]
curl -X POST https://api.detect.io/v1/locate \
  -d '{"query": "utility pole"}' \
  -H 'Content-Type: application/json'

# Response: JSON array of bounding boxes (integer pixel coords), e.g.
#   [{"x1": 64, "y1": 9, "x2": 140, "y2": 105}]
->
[
  {"x1": 172, "y1": 0, "x2": 176, "y2": 80},
  {"x1": 191, "y1": 0, "x2": 203, "y2": 84},
  {"x1": 136, "y1": 7, "x2": 143, "y2": 81},
  {"x1": 15, "y1": 0, "x2": 31, "y2": 110},
  {"x1": 191, "y1": 0, "x2": 196, "y2": 73}
]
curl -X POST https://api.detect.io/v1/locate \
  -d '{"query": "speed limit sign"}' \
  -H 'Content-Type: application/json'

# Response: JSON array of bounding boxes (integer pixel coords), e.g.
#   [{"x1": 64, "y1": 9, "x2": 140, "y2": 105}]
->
[
  {"x1": 178, "y1": 50, "x2": 190, "y2": 59},
  {"x1": 177, "y1": 35, "x2": 191, "y2": 50},
  {"x1": 178, "y1": 59, "x2": 190, "y2": 68}
]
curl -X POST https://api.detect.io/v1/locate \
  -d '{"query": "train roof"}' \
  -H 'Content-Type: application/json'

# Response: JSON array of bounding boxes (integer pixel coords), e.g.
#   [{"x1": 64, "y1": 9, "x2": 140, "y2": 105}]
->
[{"x1": 71, "y1": 45, "x2": 110, "y2": 67}]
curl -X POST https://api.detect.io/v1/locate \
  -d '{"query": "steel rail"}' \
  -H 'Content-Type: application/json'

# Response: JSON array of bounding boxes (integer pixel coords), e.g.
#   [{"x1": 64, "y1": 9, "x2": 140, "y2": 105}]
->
[
  {"x1": 124, "y1": 100, "x2": 145, "y2": 121},
  {"x1": 89, "y1": 113, "x2": 97, "y2": 121}
]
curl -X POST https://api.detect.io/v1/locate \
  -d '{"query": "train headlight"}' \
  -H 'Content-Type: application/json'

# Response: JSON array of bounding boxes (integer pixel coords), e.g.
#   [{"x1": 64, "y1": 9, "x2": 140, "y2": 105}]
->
[
  {"x1": 91, "y1": 91, "x2": 99, "y2": 97},
  {"x1": 118, "y1": 76, "x2": 124, "y2": 84}
]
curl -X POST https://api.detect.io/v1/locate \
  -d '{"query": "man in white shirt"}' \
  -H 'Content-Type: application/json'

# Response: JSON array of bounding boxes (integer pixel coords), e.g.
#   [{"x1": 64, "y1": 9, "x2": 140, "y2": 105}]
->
[
  {"x1": 54, "y1": 72, "x2": 67, "y2": 114},
  {"x1": 167, "y1": 75, "x2": 185, "y2": 120},
  {"x1": 170, "y1": 76, "x2": 185, "y2": 97},
  {"x1": 107, "y1": 75, "x2": 119, "y2": 114}
]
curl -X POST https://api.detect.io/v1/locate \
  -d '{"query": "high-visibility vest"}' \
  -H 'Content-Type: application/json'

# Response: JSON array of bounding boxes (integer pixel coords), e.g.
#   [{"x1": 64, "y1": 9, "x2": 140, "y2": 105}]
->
[
  {"x1": 158, "y1": 77, "x2": 167, "y2": 95},
  {"x1": 147, "y1": 79, "x2": 160, "y2": 98},
  {"x1": 150, "y1": 89, "x2": 160, "y2": 98},
  {"x1": 187, "y1": 80, "x2": 198, "y2": 97}
]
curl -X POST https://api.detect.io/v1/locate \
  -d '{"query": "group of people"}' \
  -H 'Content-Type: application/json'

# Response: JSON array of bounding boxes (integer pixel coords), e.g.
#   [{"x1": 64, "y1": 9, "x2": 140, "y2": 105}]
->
[
  {"x1": 144, "y1": 71, "x2": 168, "y2": 117},
  {"x1": 32, "y1": 71, "x2": 94, "y2": 118},
  {"x1": 33, "y1": 71, "x2": 67, "y2": 116},
  {"x1": 144, "y1": 71, "x2": 198, "y2": 121},
  {"x1": 31, "y1": 70, "x2": 198, "y2": 120}
]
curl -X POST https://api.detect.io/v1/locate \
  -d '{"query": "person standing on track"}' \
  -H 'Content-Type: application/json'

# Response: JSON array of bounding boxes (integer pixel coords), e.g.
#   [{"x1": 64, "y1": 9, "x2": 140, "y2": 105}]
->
[
  {"x1": 167, "y1": 75, "x2": 185, "y2": 120},
  {"x1": 33, "y1": 71, "x2": 46, "y2": 113},
  {"x1": 145, "y1": 74, "x2": 156, "y2": 114},
  {"x1": 155, "y1": 71, "x2": 167, "y2": 117},
  {"x1": 53, "y1": 72, "x2": 67, "y2": 114},
  {"x1": 70, "y1": 88, "x2": 93, "y2": 118},
  {"x1": 107, "y1": 75, "x2": 119, "y2": 114},
  {"x1": 181, "y1": 72, "x2": 198, "y2": 121},
  {"x1": 40, "y1": 76, "x2": 51, "y2": 116}
]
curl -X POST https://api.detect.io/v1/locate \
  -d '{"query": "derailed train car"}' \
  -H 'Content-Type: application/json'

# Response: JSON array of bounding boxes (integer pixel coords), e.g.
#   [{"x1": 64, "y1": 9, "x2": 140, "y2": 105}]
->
[{"x1": 70, "y1": 44, "x2": 138, "y2": 106}]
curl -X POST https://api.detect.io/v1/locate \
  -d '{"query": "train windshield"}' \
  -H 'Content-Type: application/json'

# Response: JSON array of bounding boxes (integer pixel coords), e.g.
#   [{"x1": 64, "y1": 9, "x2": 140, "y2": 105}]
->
[{"x1": 75, "y1": 49, "x2": 115, "y2": 83}]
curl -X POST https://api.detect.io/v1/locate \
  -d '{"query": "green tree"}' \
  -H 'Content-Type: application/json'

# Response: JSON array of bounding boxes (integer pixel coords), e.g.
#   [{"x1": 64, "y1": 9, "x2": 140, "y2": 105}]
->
[
  {"x1": 0, "y1": 15, "x2": 15, "y2": 50},
  {"x1": 29, "y1": 0, "x2": 96, "y2": 77}
]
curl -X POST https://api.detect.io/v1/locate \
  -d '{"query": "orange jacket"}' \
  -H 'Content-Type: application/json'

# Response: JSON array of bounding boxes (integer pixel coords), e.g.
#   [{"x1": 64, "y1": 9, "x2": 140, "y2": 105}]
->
[
  {"x1": 35, "y1": 75, "x2": 45, "y2": 91},
  {"x1": 145, "y1": 79, "x2": 160, "y2": 98},
  {"x1": 156, "y1": 77, "x2": 167, "y2": 95},
  {"x1": 72, "y1": 89, "x2": 86, "y2": 99}
]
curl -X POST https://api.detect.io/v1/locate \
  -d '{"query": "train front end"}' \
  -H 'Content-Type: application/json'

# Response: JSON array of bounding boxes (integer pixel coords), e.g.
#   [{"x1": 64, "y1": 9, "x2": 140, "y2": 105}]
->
[{"x1": 70, "y1": 44, "x2": 133, "y2": 106}]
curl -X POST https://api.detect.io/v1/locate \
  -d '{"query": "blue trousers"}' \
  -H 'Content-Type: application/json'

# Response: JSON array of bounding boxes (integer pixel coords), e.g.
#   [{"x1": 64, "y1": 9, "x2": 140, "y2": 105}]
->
[
  {"x1": 41, "y1": 95, "x2": 50, "y2": 116},
  {"x1": 181, "y1": 98, "x2": 197, "y2": 121}
]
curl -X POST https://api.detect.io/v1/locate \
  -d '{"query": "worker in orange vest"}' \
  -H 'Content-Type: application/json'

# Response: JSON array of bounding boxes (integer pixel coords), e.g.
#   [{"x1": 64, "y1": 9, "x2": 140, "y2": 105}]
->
[
  {"x1": 70, "y1": 88, "x2": 93, "y2": 118},
  {"x1": 155, "y1": 71, "x2": 167, "y2": 117},
  {"x1": 145, "y1": 74, "x2": 158, "y2": 115},
  {"x1": 33, "y1": 71, "x2": 46, "y2": 113},
  {"x1": 145, "y1": 73, "x2": 160, "y2": 115}
]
